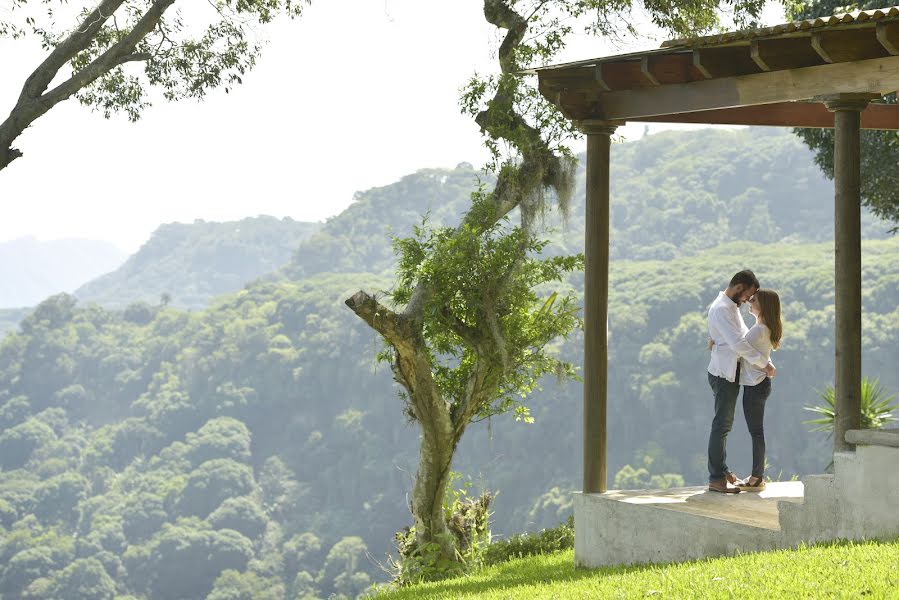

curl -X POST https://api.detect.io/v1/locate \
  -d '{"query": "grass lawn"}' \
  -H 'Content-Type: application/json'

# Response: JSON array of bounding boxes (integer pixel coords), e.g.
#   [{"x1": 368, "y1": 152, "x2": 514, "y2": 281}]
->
[{"x1": 376, "y1": 539, "x2": 899, "y2": 599}]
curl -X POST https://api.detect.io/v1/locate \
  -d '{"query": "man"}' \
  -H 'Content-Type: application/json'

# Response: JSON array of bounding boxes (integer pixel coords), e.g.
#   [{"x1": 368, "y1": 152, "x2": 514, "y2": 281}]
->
[{"x1": 707, "y1": 269, "x2": 775, "y2": 494}]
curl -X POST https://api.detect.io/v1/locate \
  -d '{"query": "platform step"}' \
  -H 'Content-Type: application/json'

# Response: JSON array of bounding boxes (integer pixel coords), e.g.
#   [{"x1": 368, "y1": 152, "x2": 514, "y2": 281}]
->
[
  {"x1": 800, "y1": 474, "x2": 835, "y2": 503},
  {"x1": 833, "y1": 450, "x2": 858, "y2": 480}
]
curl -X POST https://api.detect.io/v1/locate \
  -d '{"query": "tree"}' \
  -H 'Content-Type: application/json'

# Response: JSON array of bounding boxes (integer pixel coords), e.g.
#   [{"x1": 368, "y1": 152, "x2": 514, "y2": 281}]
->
[
  {"x1": 177, "y1": 458, "x2": 256, "y2": 518},
  {"x1": 186, "y1": 417, "x2": 253, "y2": 467},
  {"x1": 282, "y1": 532, "x2": 323, "y2": 575},
  {"x1": 0, "y1": 418, "x2": 56, "y2": 470},
  {"x1": 33, "y1": 472, "x2": 91, "y2": 525},
  {"x1": 0, "y1": 0, "x2": 310, "y2": 172},
  {"x1": 207, "y1": 569, "x2": 285, "y2": 600},
  {"x1": 208, "y1": 496, "x2": 269, "y2": 540},
  {"x1": 789, "y1": 1, "x2": 899, "y2": 229},
  {"x1": 345, "y1": 0, "x2": 766, "y2": 570},
  {"x1": 47, "y1": 558, "x2": 116, "y2": 600},
  {"x1": 126, "y1": 520, "x2": 254, "y2": 599}
]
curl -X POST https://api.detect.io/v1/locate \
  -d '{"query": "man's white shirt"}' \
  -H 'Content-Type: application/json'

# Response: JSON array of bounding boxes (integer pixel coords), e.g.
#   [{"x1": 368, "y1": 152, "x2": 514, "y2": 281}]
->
[{"x1": 707, "y1": 291, "x2": 769, "y2": 382}]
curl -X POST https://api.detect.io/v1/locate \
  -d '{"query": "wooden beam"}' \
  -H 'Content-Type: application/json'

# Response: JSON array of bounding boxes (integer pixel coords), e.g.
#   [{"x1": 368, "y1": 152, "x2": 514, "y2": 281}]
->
[
  {"x1": 539, "y1": 84, "x2": 599, "y2": 120},
  {"x1": 627, "y1": 101, "x2": 899, "y2": 129},
  {"x1": 812, "y1": 28, "x2": 889, "y2": 63},
  {"x1": 877, "y1": 22, "x2": 899, "y2": 55},
  {"x1": 594, "y1": 64, "x2": 611, "y2": 92},
  {"x1": 641, "y1": 56, "x2": 660, "y2": 85},
  {"x1": 693, "y1": 47, "x2": 760, "y2": 79},
  {"x1": 594, "y1": 55, "x2": 899, "y2": 120},
  {"x1": 599, "y1": 61, "x2": 653, "y2": 90},
  {"x1": 751, "y1": 37, "x2": 825, "y2": 71},
  {"x1": 640, "y1": 53, "x2": 705, "y2": 85}
]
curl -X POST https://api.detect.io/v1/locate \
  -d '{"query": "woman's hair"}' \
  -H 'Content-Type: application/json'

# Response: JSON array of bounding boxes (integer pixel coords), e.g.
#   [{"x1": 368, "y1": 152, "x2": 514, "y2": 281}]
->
[{"x1": 755, "y1": 288, "x2": 782, "y2": 349}]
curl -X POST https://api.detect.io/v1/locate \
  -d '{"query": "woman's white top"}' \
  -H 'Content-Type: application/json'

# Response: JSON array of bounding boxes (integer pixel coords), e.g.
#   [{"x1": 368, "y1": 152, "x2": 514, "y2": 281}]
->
[{"x1": 740, "y1": 322, "x2": 773, "y2": 386}]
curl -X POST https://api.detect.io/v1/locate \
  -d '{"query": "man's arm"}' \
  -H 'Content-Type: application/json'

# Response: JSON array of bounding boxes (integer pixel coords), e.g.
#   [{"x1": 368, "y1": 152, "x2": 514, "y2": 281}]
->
[{"x1": 711, "y1": 306, "x2": 770, "y2": 369}]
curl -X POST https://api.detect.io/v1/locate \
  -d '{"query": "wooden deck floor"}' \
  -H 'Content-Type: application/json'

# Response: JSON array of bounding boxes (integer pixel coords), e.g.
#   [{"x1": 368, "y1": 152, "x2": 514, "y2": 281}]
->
[{"x1": 601, "y1": 481, "x2": 804, "y2": 531}]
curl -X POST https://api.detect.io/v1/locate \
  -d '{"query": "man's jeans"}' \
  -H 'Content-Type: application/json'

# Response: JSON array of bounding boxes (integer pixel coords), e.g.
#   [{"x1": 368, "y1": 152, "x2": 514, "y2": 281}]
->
[
  {"x1": 707, "y1": 372, "x2": 739, "y2": 482},
  {"x1": 743, "y1": 377, "x2": 772, "y2": 478}
]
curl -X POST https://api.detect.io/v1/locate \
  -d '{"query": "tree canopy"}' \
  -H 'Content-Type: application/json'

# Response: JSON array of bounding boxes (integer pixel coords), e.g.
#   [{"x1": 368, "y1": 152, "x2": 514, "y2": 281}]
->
[
  {"x1": 789, "y1": 0, "x2": 899, "y2": 229},
  {"x1": 0, "y1": 0, "x2": 309, "y2": 171}
]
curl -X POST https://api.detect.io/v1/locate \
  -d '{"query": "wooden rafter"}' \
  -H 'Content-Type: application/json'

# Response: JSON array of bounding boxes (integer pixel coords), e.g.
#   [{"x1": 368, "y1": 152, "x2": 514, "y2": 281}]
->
[
  {"x1": 534, "y1": 16, "x2": 899, "y2": 125},
  {"x1": 692, "y1": 47, "x2": 760, "y2": 79},
  {"x1": 751, "y1": 37, "x2": 824, "y2": 71},
  {"x1": 878, "y1": 22, "x2": 899, "y2": 55}
]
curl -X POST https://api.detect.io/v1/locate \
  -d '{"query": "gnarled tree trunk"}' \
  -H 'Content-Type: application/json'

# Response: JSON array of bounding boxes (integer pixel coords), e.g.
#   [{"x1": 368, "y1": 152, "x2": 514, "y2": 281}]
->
[
  {"x1": 345, "y1": 0, "x2": 570, "y2": 566},
  {"x1": 411, "y1": 419, "x2": 458, "y2": 559}
]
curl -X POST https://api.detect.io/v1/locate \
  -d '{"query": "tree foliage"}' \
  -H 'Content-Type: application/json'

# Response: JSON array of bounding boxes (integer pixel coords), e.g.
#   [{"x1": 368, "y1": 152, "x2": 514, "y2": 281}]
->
[
  {"x1": 0, "y1": 0, "x2": 310, "y2": 171},
  {"x1": 789, "y1": 1, "x2": 899, "y2": 229}
]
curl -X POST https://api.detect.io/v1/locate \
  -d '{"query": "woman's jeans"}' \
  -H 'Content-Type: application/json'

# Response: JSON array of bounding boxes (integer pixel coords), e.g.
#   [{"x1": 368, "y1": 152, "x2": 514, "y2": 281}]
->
[{"x1": 742, "y1": 377, "x2": 772, "y2": 478}]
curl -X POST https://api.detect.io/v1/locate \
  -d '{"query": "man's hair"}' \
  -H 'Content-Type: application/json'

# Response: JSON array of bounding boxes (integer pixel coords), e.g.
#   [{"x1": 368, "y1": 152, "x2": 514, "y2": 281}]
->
[{"x1": 729, "y1": 269, "x2": 759, "y2": 289}]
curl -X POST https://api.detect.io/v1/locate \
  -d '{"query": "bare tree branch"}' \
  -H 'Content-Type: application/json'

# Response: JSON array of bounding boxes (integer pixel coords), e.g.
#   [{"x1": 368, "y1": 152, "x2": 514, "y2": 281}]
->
[{"x1": 345, "y1": 291, "x2": 410, "y2": 349}]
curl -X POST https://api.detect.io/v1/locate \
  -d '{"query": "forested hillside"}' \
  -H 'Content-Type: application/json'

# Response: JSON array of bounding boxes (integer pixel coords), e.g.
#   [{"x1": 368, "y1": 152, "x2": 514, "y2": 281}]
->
[
  {"x1": 75, "y1": 217, "x2": 321, "y2": 310},
  {"x1": 286, "y1": 127, "x2": 891, "y2": 282},
  {"x1": 0, "y1": 127, "x2": 897, "y2": 599},
  {"x1": 0, "y1": 237, "x2": 126, "y2": 309}
]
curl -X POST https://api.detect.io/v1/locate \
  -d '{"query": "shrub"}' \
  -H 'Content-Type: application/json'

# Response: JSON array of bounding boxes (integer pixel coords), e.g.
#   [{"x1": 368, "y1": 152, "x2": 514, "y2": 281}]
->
[{"x1": 805, "y1": 377, "x2": 898, "y2": 434}]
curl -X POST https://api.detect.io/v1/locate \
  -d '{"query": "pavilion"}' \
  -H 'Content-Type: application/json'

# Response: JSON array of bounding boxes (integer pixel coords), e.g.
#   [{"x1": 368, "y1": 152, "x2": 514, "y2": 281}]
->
[{"x1": 530, "y1": 6, "x2": 899, "y2": 566}]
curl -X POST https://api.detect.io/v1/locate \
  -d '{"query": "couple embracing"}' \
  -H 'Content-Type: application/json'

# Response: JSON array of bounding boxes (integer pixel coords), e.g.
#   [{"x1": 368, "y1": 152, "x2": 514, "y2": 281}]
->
[{"x1": 706, "y1": 270, "x2": 783, "y2": 494}]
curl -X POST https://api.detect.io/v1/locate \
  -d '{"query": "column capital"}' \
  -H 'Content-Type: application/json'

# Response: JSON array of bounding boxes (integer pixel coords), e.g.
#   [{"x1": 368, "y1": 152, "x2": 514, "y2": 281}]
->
[
  {"x1": 577, "y1": 119, "x2": 623, "y2": 136},
  {"x1": 820, "y1": 93, "x2": 879, "y2": 113}
]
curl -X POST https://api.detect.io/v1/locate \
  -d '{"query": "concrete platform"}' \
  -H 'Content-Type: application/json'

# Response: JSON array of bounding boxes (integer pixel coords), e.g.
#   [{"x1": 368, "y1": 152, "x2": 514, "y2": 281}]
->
[
  {"x1": 575, "y1": 428, "x2": 899, "y2": 568},
  {"x1": 574, "y1": 482, "x2": 803, "y2": 567},
  {"x1": 602, "y1": 481, "x2": 803, "y2": 530}
]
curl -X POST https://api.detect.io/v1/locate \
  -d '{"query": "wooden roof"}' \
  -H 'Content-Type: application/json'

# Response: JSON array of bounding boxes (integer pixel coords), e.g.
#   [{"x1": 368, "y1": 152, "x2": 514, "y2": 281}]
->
[{"x1": 533, "y1": 7, "x2": 899, "y2": 128}]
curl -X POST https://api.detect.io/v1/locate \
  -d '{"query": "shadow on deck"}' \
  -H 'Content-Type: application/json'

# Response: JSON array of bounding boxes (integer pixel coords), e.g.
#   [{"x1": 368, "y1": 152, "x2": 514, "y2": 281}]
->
[{"x1": 603, "y1": 481, "x2": 803, "y2": 531}]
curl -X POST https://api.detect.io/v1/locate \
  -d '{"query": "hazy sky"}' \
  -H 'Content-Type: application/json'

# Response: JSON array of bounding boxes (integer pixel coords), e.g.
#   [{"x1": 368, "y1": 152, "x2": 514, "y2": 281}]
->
[{"x1": 0, "y1": 1, "x2": 785, "y2": 253}]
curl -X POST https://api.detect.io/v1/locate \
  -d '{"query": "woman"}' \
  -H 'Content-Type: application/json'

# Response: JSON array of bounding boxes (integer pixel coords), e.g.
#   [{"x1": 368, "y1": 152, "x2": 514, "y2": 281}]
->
[{"x1": 737, "y1": 288, "x2": 782, "y2": 492}]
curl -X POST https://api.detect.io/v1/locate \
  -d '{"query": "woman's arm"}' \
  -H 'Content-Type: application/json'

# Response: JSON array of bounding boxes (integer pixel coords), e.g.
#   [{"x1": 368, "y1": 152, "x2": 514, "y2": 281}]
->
[{"x1": 745, "y1": 324, "x2": 773, "y2": 365}]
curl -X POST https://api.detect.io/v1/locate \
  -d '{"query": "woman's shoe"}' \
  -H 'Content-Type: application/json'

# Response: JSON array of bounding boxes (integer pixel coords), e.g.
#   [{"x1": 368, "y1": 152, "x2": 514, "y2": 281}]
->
[{"x1": 738, "y1": 476, "x2": 766, "y2": 492}]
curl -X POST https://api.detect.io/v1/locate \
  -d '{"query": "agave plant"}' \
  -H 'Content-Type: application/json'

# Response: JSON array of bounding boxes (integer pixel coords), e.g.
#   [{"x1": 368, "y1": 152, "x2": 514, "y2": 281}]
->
[{"x1": 804, "y1": 377, "x2": 898, "y2": 435}]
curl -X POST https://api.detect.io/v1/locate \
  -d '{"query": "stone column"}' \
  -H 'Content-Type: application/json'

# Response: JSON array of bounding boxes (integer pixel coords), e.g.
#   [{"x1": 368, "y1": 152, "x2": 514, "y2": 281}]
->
[
  {"x1": 825, "y1": 97, "x2": 869, "y2": 453},
  {"x1": 579, "y1": 120, "x2": 618, "y2": 493}
]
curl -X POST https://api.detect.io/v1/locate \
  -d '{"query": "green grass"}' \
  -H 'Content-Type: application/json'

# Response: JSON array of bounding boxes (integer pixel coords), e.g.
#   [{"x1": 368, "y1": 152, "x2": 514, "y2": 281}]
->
[{"x1": 376, "y1": 539, "x2": 899, "y2": 599}]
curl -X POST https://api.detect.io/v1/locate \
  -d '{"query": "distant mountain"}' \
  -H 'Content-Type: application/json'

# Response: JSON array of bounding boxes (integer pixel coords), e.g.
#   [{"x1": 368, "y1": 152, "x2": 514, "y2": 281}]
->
[
  {"x1": 285, "y1": 128, "x2": 892, "y2": 281},
  {"x1": 75, "y1": 216, "x2": 321, "y2": 309},
  {"x1": 0, "y1": 236, "x2": 127, "y2": 308},
  {"x1": 285, "y1": 163, "x2": 484, "y2": 280}
]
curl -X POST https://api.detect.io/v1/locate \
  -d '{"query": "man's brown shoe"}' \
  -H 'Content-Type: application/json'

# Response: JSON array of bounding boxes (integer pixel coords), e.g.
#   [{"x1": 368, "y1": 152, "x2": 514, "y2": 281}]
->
[{"x1": 708, "y1": 479, "x2": 741, "y2": 493}]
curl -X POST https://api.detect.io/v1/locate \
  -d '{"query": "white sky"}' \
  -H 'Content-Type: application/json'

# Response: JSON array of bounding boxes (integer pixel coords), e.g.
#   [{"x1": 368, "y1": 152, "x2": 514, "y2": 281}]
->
[{"x1": 0, "y1": 0, "x2": 786, "y2": 253}]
